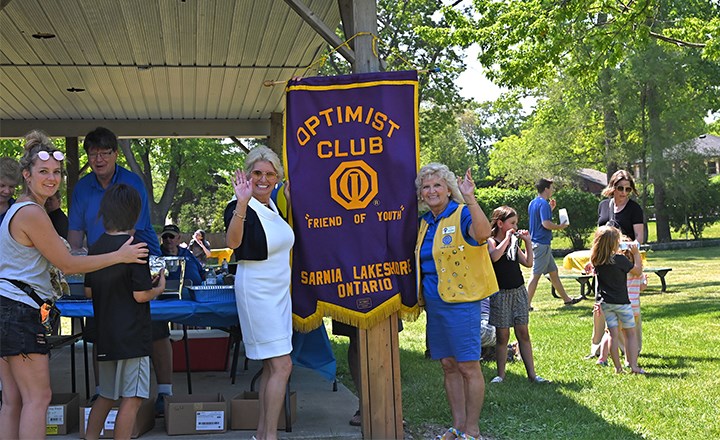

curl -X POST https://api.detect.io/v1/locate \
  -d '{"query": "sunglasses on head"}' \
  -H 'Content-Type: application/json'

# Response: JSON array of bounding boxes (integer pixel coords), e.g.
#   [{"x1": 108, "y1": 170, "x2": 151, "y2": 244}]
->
[
  {"x1": 36, "y1": 150, "x2": 65, "y2": 161},
  {"x1": 615, "y1": 185, "x2": 633, "y2": 193}
]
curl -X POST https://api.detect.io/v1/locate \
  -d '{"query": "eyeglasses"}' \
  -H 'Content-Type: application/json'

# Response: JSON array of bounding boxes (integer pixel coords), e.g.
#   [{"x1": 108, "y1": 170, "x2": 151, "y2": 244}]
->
[
  {"x1": 250, "y1": 170, "x2": 279, "y2": 180},
  {"x1": 88, "y1": 150, "x2": 115, "y2": 160},
  {"x1": 615, "y1": 186, "x2": 633, "y2": 193},
  {"x1": 36, "y1": 150, "x2": 65, "y2": 161}
]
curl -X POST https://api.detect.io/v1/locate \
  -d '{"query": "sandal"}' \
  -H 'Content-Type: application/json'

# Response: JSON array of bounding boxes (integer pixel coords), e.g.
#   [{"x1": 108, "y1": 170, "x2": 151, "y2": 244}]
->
[
  {"x1": 564, "y1": 297, "x2": 582, "y2": 306},
  {"x1": 435, "y1": 427, "x2": 462, "y2": 440},
  {"x1": 631, "y1": 368, "x2": 646, "y2": 375},
  {"x1": 463, "y1": 434, "x2": 482, "y2": 440},
  {"x1": 349, "y1": 409, "x2": 361, "y2": 426}
]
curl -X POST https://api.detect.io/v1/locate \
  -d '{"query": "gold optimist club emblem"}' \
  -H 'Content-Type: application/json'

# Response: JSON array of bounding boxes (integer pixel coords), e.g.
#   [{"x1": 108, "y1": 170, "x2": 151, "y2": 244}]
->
[{"x1": 329, "y1": 160, "x2": 378, "y2": 210}]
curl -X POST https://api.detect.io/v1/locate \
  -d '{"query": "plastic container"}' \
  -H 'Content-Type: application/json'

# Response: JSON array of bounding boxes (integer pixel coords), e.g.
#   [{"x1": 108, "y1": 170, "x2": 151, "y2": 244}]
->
[{"x1": 183, "y1": 285, "x2": 235, "y2": 303}]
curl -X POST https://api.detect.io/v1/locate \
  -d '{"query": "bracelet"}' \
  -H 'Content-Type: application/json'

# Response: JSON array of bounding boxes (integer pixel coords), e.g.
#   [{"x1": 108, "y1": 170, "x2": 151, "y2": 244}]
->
[{"x1": 233, "y1": 210, "x2": 246, "y2": 221}]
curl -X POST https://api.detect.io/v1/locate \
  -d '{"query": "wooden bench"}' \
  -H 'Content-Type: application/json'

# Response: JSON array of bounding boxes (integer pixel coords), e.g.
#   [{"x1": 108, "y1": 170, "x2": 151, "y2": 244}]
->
[
  {"x1": 644, "y1": 267, "x2": 673, "y2": 292},
  {"x1": 545, "y1": 274, "x2": 594, "y2": 299}
]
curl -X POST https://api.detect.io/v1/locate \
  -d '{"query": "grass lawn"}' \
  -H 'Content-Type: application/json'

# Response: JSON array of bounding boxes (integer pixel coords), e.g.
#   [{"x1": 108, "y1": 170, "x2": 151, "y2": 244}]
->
[{"x1": 328, "y1": 246, "x2": 720, "y2": 439}]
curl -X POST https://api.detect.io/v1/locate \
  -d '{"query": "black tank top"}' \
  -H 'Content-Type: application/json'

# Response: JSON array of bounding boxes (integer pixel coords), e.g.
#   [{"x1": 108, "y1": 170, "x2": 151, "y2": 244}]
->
[{"x1": 489, "y1": 237, "x2": 525, "y2": 289}]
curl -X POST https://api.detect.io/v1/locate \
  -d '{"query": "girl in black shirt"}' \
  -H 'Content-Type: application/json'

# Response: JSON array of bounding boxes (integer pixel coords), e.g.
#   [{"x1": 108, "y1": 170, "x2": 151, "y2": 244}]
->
[{"x1": 590, "y1": 226, "x2": 645, "y2": 374}]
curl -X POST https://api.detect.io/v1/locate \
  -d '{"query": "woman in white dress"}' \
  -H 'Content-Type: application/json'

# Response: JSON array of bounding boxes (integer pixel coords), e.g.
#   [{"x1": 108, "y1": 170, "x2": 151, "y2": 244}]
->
[{"x1": 226, "y1": 146, "x2": 294, "y2": 440}]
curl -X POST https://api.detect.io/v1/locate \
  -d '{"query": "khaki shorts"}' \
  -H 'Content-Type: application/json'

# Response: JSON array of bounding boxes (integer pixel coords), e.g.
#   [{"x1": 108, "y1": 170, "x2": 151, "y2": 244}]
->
[{"x1": 98, "y1": 356, "x2": 151, "y2": 400}]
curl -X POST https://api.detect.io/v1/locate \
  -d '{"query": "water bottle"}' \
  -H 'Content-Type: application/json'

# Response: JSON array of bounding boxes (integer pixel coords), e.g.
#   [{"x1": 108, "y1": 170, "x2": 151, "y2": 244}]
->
[
  {"x1": 206, "y1": 271, "x2": 217, "y2": 285},
  {"x1": 221, "y1": 259, "x2": 229, "y2": 274}
]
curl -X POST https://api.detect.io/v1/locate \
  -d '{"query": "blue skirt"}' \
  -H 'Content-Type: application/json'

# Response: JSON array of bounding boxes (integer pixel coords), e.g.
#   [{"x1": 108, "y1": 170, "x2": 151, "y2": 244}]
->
[{"x1": 424, "y1": 285, "x2": 482, "y2": 362}]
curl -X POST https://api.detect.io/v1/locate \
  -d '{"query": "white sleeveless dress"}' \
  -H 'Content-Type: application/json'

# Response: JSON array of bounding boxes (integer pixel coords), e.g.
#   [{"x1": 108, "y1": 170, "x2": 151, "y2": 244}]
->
[{"x1": 233, "y1": 197, "x2": 295, "y2": 360}]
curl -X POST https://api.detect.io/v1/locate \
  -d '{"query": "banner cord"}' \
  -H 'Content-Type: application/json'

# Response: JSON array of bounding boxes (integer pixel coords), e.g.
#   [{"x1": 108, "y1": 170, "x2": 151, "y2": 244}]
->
[{"x1": 263, "y1": 32, "x2": 425, "y2": 87}]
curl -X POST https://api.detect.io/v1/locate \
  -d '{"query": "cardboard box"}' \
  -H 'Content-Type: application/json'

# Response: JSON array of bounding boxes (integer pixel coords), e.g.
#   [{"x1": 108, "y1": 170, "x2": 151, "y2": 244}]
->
[
  {"x1": 170, "y1": 329, "x2": 230, "y2": 372},
  {"x1": 78, "y1": 396, "x2": 155, "y2": 438},
  {"x1": 46, "y1": 393, "x2": 79, "y2": 435},
  {"x1": 165, "y1": 393, "x2": 227, "y2": 435},
  {"x1": 230, "y1": 391, "x2": 297, "y2": 430}
]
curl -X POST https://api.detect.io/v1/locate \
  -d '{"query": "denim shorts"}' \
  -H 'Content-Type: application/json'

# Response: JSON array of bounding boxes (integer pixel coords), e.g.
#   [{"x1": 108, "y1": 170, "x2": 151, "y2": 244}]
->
[
  {"x1": 0, "y1": 295, "x2": 50, "y2": 357},
  {"x1": 600, "y1": 302, "x2": 636, "y2": 329}
]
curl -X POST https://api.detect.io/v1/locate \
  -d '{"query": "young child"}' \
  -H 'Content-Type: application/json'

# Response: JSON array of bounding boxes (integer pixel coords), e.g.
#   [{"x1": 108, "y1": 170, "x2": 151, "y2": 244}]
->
[
  {"x1": 586, "y1": 235, "x2": 647, "y2": 360},
  {"x1": 595, "y1": 237, "x2": 647, "y2": 364},
  {"x1": 487, "y1": 206, "x2": 549, "y2": 383},
  {"x1": 590, "y1": 226, "x2": 644, "y2": 374},
  {"x1": 84, "y1": 184, "x2": 166, "y2": 439}
]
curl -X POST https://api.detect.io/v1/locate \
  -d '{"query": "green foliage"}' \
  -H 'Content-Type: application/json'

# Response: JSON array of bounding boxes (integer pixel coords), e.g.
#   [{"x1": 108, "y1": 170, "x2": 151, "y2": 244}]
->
[
  {"x1": 122, "y1": 138, "x2": 244, "y2": 232},
  {"x1": 553, "y1": 189, "x2": 602, "y2": 249},
  {"x1": 0, "y1": 139, "x2": 23, "y2": 158},
  {"x1": 333, "y1": 247, "x2": 720, "y2": 440},
  {"x1": 476, "y1": 187, "x2": 599, "y2": 249},
  {"x1": 664, "y1": 153, "x2": 720, "y2": 239},
  {"x1": 475, "y1": 187, "x2": 535, "y2": 229}
]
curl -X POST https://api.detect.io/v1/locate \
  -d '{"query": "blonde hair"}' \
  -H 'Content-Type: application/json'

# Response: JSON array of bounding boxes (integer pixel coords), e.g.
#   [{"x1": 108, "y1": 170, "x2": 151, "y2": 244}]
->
[
  {"x1": 0, "y1": 157, "x2": 21, "y2": 186},
  {"x1": 490, "y1": 205, "x2": 517, "y2": 237},
  {"x1": 415, "y1": 163, "x2": 463, "y2": 211},
  {"x1": 244, "y1": 146, "x2": 284, "y2": 180},
  {"x1": 590, "y1": 226, "x2": 621, "y2": 267}
]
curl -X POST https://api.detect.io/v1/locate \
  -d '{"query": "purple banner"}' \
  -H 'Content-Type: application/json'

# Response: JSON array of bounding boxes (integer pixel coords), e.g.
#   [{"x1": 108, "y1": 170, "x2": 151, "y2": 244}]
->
[{"x1": 285, "y1": 71, "x2": 420, "y2": 331}]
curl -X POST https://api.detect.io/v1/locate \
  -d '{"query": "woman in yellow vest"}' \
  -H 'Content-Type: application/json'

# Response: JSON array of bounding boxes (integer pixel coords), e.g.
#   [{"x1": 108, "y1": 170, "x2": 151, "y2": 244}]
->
[{"x1": 415, "y1": 163, "x2": 497, "y2": 440}]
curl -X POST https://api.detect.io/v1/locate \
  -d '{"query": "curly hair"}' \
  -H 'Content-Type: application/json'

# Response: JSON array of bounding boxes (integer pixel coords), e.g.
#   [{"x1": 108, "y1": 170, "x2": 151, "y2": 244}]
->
[
  {"x1": 601, "y1": 169, "x2": 636, "y2": 198},
  {"x1": 244, "y1": 145, "x2": 284, "y2": 180},
  {"x1": 415, "y1": 163, "x2": 463, "y2": 211}
]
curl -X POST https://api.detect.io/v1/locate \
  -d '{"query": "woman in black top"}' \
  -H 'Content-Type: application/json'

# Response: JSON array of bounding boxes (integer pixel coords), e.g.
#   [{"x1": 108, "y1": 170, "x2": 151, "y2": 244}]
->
[{"x1": 597, "y1": 170, "x2": 644, "y2": 243}]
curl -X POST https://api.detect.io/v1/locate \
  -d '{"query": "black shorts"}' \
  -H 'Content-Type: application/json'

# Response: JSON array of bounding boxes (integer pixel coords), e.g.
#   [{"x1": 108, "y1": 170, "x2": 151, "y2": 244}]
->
[
  {"x1": 0, "y1": 295, "x2": 50, "y2": 357},
  {"x1": 83, "y1": 319, "x2": 169, "y2": 343},
  {"x1": 331, "y1": 319, "x2": 403, "y2": 338}
]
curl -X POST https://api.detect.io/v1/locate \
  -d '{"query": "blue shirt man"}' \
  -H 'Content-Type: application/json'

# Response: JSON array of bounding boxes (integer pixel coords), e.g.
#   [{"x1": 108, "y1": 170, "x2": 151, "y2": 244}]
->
[
  {"x1": 69, "y1": 165, "x2": 160, "y2": 255},
  {"x1": 526, "y1": 178, "x2": 578, "y2": 307},
  {"x1": 67, "y1": 127, "x2": 171, "y2": 415}
]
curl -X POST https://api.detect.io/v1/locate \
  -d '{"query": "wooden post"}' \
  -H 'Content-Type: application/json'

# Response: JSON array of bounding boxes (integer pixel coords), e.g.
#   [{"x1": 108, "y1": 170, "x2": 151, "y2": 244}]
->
[
  {"x1": 268, "y1": 112, "x2": 284, "y2": 158},
  {"x1": 65, "y1": 137, "x2": 79, "y2": 209},
  {"x1": 350, "y1": 1, "x2": 403, "y2": 438}
]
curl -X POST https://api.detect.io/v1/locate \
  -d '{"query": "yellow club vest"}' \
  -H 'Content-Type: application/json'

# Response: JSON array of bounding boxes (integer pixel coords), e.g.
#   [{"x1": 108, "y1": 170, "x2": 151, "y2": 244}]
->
[{"x1": 415, "y1": 204, "x2": 498, "y2": 305}]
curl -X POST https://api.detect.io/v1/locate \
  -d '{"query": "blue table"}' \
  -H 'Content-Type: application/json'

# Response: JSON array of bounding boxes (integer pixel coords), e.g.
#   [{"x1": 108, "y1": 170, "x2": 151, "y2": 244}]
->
[{"x1": 56, "y1": 298, "x2": 336, "y2": 387}]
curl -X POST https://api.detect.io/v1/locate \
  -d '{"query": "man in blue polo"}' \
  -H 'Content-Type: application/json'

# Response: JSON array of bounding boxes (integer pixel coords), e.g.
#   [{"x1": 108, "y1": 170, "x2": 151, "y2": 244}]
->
[
  {"x1": 526, "y1": 178, "x2": 581, "y2": 309},
  {"x1": 68, "y1": 127, "x2": 173, "y2": 416}
]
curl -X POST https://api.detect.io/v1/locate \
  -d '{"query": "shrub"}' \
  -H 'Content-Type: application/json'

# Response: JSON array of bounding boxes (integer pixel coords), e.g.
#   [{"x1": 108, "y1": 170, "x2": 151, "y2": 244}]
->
[
  {"x1": 476, "y1": 187, "x2": 535, "y2": 230},
  {"x1": 553, "y1": 189, "x2": 601, "y2": 249}
]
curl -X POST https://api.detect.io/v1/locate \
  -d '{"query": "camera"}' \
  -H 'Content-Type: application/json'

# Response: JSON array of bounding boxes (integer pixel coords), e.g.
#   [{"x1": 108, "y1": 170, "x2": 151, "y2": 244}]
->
[{"x1": 619, "y1": 241, "x2": 638, "y2": 251}]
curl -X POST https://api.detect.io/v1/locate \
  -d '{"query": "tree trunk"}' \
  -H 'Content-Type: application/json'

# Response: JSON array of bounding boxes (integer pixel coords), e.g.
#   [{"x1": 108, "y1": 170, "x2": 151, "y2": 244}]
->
[{"x1": 645, "y1": 82, "x2": 672, "y2": 242}]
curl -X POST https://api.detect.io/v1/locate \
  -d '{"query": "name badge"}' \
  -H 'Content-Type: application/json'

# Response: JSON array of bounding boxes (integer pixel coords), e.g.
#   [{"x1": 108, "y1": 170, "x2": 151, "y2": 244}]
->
[{"x1": 442, "y1": 226, "x2": 456, "y2": 234}]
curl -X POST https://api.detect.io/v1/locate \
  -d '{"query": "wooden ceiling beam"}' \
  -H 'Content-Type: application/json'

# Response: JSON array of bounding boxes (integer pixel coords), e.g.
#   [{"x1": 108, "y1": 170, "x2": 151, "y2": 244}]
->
[
  {"x1": 0, "y1": 120, "x2": 271, "y2": 139},
  {"x1": 283, "y1": 0, "x2": 355, "y2": 64}
]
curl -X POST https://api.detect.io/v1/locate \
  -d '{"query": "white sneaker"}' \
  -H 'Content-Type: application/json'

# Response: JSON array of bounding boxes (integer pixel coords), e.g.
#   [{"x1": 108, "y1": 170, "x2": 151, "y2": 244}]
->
[
  {"x1": 532, "y1": 375, "x2": 551, "y2": 383},
  {"x1": 490, "y1": 376, "x2": 503, "y2": 383}
]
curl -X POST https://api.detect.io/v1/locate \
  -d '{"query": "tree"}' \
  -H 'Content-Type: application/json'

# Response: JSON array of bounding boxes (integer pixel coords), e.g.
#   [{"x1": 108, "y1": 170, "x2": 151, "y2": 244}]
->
[
  {"x1": 120, "y1": 138, "x2": 244, "y2": 231},
  {"x1": 664, "y1": 150, "x2": 720, "y2": 239},
  {"x1": 320, "y1": 0, "x2": 471, "y2": 156},
  {"x1": 432, "y1": 0, "x2": 720, "y2": 241}
]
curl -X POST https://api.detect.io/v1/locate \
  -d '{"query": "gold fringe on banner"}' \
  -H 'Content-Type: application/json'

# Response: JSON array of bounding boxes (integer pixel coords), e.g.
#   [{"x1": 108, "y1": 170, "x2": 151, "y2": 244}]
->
[{"x1": 293, "y1": 295, "x2": 422, "y2": 333}]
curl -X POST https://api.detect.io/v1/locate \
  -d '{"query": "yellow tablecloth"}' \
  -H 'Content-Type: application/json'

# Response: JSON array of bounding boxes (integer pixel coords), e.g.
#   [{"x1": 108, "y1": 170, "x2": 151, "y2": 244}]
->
[
  {"x1": 209, "y1": 248, "x2": 234, "y2": 264},
  {"x1": 563, "y1": 250, "x2": 647, "y2": 271}
]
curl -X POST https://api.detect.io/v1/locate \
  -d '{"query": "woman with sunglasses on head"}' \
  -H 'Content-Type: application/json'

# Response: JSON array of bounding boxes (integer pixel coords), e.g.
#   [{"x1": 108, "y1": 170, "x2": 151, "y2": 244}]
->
[
  {"x1": 597, "y1": 170, "x2": 645, "y2": 244},
  {"x1": 0, "y1": 130, "x2": 149, "y2": 440},
  {"x1": 224, "y1": 146, "x2": 293, "y2": 440}
]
